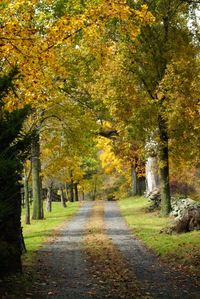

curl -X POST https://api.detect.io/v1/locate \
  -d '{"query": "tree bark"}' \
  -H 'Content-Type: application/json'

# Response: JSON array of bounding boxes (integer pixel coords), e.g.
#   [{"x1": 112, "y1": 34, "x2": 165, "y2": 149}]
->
[
  {"x1": 0, "y1": 189, "x2": 22, "y2": 276},
  {"x1": 69, "y1": 170, "x2": 74, "y2": 202},
  {"x1": 0, "y1": 71, "x2": 29, "y2": 276},
  {"x1": 131, "y1": 158, "x2": 146, "y2": 196},
  {"x1": 60, "y1": 187, "x2": 66, "y2": 208},
  {"x1": 0, "y1": 162, "x2": 22, "y2": 275},
  {"x1": 74, "y1": 183, "x2": 79, "y2": 201},
  {"x1": 46, "y1": 185, "x2": 52, "y2": 212},
  {"x1": 65, "y1": 184, "x2": 70, "y2": 202},
  {"x1": 92, "y1": 180, "x2": 97, "y2": 201},
  {"x1": 131, "y1": 163, "x2": 137, "y2": 196},
  {"x1": 146, "y1": 156, "x2": 160, "y2": 194},
  {"x1": 24, "y1": 167, "x2": 30, "y2": 224},
  {"x1": 158, "y1": 114, "x2": 171, "y2": 215},
  {"x1": 137, "y1": 177, "x2": 146, "y2": 196},
  {"x1": 31, "y1": 134, "x2": 43, "y2": 219}
]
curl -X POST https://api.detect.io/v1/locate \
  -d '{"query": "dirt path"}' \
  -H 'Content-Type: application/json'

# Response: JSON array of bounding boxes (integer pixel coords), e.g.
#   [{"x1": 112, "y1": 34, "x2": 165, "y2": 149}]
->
[
  {"x1": 32, "y1": 202, "x2": 99, "y2": 299},
  {"x1": 31, "y1": 201, "x2": 200, "y2": 299},
  {"x1": 104, "y1": 201, "x2": 200, "y2": 299}
]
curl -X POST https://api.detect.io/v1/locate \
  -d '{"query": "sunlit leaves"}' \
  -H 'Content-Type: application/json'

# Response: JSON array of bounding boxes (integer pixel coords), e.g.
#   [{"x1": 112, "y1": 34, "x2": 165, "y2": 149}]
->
[{"x1": 0, "y1": 0, "x2": 154, "y2": 113}]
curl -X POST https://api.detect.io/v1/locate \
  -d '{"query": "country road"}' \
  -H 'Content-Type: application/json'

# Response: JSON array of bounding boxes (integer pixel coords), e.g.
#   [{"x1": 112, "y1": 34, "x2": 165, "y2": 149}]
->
[{"x1": 32, "y1": 201, "x2": 200, "y2": 299}]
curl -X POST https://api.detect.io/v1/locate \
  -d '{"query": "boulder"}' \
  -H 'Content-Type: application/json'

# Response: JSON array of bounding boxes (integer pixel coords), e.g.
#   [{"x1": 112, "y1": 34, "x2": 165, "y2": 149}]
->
[
  {"x1": 170, "y1": 197, "x2": 200, "y2": 220},
  {"x1": 161, "y1": 198, "x2": 200, "y2": 234},
  {"x1": 173, "y1": 208, "x2": 200, "y2": 233},
  {"x1": 146, "y1": 188, "x2": 161, "y2": 212}
]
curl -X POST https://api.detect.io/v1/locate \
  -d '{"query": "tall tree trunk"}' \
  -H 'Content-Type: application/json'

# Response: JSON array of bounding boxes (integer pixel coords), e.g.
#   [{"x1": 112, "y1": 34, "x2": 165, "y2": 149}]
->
[
  {"x1": 60, "y1": 187, "x2": 66, "y2": 208},
  {"x1": 0, "y1": 160, "x2": 22, "y2": 275},
  {"x1": 32, "y1": 134, "x2": 43, "y2": 219},
  {"x1": 0, "y1": 186, "x2": 22, "y2": 276},
  {"x1": 81, "y1": 188, "x2": 85, "y2": 201},
  {"x1": 24, "y1": 167, "x2": 30, "y2": 225},
  {"x1": 66, "y1": 184, "x2": 70, "y2": 202},
  {"x1": 136, "y1": 177, "x2": 146, "y2": 196},
  {"x1": 41, "y1": 197, "x2": 44, "y2": 218},
  {"x1": 46, "y1": 185, "x2": 52, "y2": 212},
  {"x1": 131, "y1": 163, "x2": 137, "y2": 196},
  {"x1": 145, "y1": 156, "x2": 160, "y2": 194},
  {"x1": 158, "y1": 114, "x2": 171, "y2": 215},
  {"x1": 69, "y1": 170, "x2": 74, "y2": 202},
  {"x1": 20, "y1": 227, "x2": 26, "y2": 253},
  {"x1": 74, "y1": 183, "x2": 79, "y2": 201},
  {"x1": 131, "y1": 158, "x2": 146, "y2": 196},
  {"x1": 0, "y1": 74, "x2": 29, "y2": 276},
  {"x1": 92, "y1": 180, "x2": 97, "y2": 201}
]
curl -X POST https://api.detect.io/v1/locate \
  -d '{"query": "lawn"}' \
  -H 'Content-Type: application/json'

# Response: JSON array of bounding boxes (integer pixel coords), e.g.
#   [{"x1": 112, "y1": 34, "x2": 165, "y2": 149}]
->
[{"x1": 119, "y1": 197, "x2": 200, "y2": 274}]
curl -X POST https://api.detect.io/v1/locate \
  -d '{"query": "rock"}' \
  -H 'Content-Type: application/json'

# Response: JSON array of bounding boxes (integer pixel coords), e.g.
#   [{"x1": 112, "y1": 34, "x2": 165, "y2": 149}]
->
[
  {"x1": 161, "y1": 208, "x2": 200, "y2": 234},
  {"x1": 173, "y1": 208, "x2": 200, "y2": 233},
  {"x1": 159, "y1": 197, "x2": 200, "y2": 234},
  {"x1": 146, "y1": 188, "x2": 161, "y2": 212},
  {"x1": 147, "y1": 191, "x2": 200, "y2": 233},
  {"x1": 170, "y1": 197, "x2": 200, "y2": 221}
]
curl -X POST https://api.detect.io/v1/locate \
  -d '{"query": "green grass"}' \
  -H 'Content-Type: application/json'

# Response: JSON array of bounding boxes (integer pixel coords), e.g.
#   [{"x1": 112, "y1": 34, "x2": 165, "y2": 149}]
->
[
  {"x1": 21, "y1": 201, "x2": 80, "y2": 265},
  {"x1": 119, "y1": 197, "x2": 200, "y2": 274}
]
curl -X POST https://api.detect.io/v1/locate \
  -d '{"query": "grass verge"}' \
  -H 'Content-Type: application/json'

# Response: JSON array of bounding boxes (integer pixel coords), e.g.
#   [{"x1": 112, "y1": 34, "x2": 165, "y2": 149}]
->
[
  {"x1": 84, "y1": 201, "x2": 146, "y2": 299},
  {"x1": 0, "y1": 201, "x2": 80, "y2": 299},
  {"x1": 119, "y1": 197, "x2": 200, "y2": 275}
]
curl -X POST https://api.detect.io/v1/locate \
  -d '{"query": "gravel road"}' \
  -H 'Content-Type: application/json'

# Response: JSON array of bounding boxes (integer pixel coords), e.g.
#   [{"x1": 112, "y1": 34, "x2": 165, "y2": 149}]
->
[
  {"x1": 33, "y1": 202, "x2": 101, "y2": 299},
  {"x1": 32, "y1": 201, "x2": 200, "y2": 299},
  {"x1": 104, "y1": 201, "x2": 200, "y2": 299}
]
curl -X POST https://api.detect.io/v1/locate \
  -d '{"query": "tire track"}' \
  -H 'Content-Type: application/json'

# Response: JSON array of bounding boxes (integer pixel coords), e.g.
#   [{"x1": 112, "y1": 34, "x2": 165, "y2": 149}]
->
[
  {"x1": 33, "y1": 202, "x2": 96, "y2": 299},
  {"x1": 104, "y1": 201, "x2": 200, "y2": 299}
]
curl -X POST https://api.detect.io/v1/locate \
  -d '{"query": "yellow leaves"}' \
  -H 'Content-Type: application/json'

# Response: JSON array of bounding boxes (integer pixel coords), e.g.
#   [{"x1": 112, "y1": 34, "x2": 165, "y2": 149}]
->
[
  {"x1": 0, "y1": 0, "x2": 155, "y2": 114},
  {"x1": 97, "y1": 137, "x2": 123, "y2": 174},
  {"x1": 4, "y1": 97, "x2": 20, "y2": 112},
  {"x1": 125, "y1": 24, "x2": 141, "y2": 41},
  {"x1": 135, "y1": 4, "x2": 155, "y2": 23},
  {"x1": 105, "y1": 0, "x2": 132, "y2": 20}
]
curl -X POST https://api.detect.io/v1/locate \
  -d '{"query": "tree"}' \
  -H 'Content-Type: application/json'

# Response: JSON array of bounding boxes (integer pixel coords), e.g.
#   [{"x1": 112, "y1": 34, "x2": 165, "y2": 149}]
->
[
  {"x1": 89, "y1": 0, "x2": 199, "y2": 214},
  {"x1": 0, "y1": 70, "x2": 30, "y2": 276},
  {"x1": 130, "y1": 0, "x2": 199, "y2": 214},
  {"x1": 31, "y1": 131, "x2": 44, "y2": 219},
  {"x1": 23, "y1": 160, "x2": 32, "y2": 224},
  {"x1": 60, "y1": 185, "x2": 67, "y2": 208},
  {"x1": 46, "y1": 180, "x2": 53, "y2": 212},
  {"x1": 0, "y1": 0, "x2": 154, "y2": 275}
]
